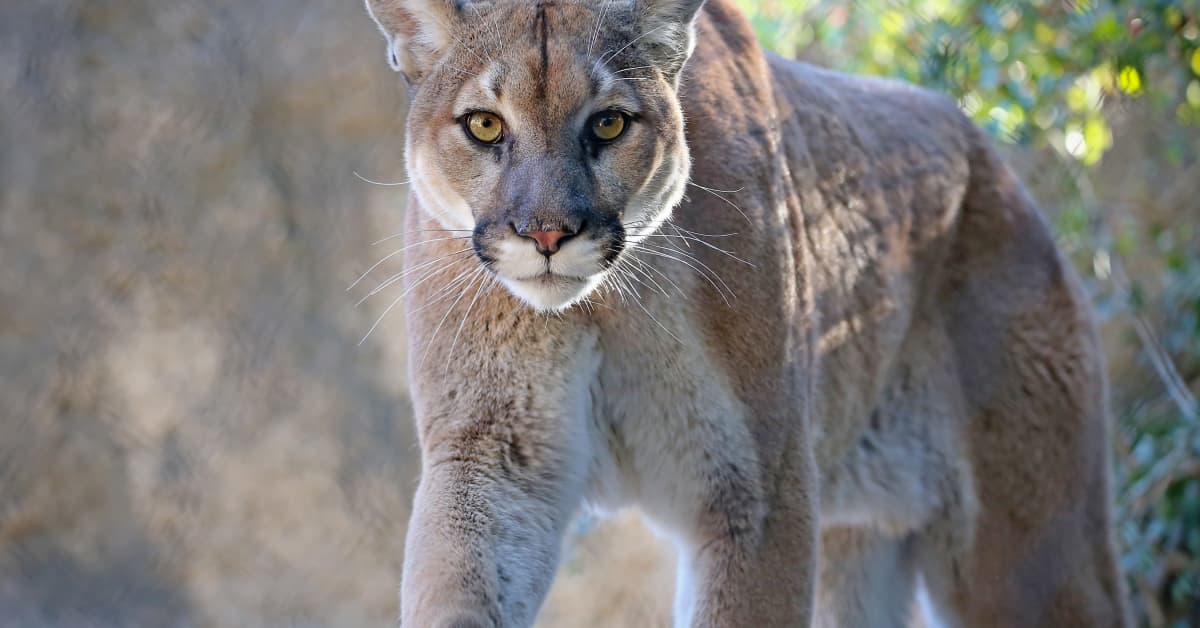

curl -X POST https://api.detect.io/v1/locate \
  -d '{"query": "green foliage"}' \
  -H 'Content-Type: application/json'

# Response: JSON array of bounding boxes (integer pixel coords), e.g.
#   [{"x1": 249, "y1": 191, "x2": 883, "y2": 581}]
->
[
  {"x1": 736, "y1": 1, "x2": 1200, "y2": 625},
  {"x1": 738, "y1": 0, "x2": 1199, "y2": 164},
  {"x1": 1115, "y1": 237, "x2": 1200, "y2": 628}
]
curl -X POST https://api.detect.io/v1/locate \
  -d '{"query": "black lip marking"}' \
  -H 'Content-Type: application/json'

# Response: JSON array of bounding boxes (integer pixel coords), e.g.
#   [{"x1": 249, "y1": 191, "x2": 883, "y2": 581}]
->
[
  {"x1": 472, "y1": 221, "x2": 498, "y2": 266},
  {"x1": 601, "y1": 224, "x2": 626, "y2": 265}
]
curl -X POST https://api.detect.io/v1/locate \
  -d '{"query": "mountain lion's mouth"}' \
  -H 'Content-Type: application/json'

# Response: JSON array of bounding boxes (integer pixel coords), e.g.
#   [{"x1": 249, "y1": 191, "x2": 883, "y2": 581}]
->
[
  {"x1": 511, "y1": 270, "x2": 590, "y2": 283},
  {"x1": 497, "y1": 268, "x2": 606, "y2": 313}
]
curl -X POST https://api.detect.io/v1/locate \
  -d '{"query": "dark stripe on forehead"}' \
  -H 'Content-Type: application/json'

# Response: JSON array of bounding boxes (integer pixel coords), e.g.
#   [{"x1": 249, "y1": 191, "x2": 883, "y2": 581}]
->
[{"x1": 536, "y1": 1, "x2": 549, "y2": 100}]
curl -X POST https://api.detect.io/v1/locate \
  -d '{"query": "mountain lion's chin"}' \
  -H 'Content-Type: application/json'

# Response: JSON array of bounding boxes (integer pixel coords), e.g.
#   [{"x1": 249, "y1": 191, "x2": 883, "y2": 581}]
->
[{"x1": 499, "y1": 273, "x2": 604, "y2": 313}]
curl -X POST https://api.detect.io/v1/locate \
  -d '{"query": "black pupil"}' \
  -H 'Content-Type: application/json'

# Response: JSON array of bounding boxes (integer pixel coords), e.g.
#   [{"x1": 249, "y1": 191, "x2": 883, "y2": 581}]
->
[{"x1": 480, "y1": 118, "x2": 492, "y2": 127}]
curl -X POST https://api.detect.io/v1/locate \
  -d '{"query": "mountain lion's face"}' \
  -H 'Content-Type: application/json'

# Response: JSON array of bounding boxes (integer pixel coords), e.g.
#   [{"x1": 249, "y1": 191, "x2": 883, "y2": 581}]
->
[{"x1": 369, "y1": 0, "x2": 700, "y2": 311}]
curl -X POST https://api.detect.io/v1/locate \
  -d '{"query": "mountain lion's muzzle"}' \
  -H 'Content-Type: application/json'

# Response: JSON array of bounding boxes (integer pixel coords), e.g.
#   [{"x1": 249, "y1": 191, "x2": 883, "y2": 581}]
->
[{"x1": 469, "y1": 156, "x2": 625, "y2": 311}]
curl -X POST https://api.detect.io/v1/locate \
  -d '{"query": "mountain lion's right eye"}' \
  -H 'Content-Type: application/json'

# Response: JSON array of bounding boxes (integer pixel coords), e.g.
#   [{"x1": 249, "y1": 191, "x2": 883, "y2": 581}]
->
[{"x1": 464, "y1": 112, "x2": 504, "y2": 144}]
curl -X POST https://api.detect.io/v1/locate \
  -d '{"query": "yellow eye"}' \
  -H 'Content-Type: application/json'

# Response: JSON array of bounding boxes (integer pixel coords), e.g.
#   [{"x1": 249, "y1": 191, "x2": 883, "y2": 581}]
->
[
  {"x1": 589, "y1": 111, "x2": 627, "y2": 142},
  {"x1": 465, "y1": 111, "x2": 504, "y2": 144}
]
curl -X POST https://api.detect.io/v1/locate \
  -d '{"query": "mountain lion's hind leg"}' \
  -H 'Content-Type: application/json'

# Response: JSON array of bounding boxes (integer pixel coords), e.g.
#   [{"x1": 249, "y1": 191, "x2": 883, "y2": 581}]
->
[{"x1": 925, "y1": 152, "x2": 1131, "y2": 626}]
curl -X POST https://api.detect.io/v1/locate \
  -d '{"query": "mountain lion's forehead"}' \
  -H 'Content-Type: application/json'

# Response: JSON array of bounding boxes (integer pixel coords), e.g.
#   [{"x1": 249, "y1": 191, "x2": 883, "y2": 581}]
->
[
  {"x1": 455, "y1": 53, "x2": 638, "y2": 132},
  {"x1": 471, "y1": 0, "x2": 621, "y2": 28},
  {"x1": 456, "y1": 19, "x2": 645, "y2": 115},
  {"x1": 435, "y1": 1, "x2": 660, "y2": 123},
  {"x1": 464, "y1": 0, "x2": 636, "y2": 60}
]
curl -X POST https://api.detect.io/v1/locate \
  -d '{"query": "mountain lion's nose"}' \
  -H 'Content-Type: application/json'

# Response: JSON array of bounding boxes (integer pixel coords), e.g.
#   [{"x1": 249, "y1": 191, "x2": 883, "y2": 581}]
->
[{"x1": 516, "y1": 224, "x2": 579, "y2": 256}]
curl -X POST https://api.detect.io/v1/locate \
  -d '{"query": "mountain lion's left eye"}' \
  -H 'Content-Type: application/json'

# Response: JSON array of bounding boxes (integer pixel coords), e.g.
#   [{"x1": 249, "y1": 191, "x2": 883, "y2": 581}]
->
[{"x1": 588, "y1": 111, "x2": 627, "y2": 142}]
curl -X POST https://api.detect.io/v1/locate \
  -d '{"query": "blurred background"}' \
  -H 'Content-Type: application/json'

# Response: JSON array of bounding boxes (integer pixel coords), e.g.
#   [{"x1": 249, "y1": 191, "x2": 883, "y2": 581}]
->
[{"x1": 0, "y1": 1, "x2": 1195, "y2": 627}]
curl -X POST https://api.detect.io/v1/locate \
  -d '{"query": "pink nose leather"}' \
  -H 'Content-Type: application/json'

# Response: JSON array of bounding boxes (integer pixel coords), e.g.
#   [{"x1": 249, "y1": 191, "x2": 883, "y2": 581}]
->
[{"x1": 526, "y1": 230, "x2": 568, "y2": 254}]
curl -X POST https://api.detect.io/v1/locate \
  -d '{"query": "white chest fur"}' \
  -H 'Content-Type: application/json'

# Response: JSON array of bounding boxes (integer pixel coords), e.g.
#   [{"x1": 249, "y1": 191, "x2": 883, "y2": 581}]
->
[{"x1": 580, "y1": 306, "x2": 759, "y2": 545}]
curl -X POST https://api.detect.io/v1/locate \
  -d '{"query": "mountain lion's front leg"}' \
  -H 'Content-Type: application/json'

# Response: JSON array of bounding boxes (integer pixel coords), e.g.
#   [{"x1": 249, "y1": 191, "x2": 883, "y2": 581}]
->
[
  {"x1": 400, "y1": 311, "x2": 599, "y2": 628},
  {"x1": 675, "y1": 439, "x2": 819, "y2": 627}
]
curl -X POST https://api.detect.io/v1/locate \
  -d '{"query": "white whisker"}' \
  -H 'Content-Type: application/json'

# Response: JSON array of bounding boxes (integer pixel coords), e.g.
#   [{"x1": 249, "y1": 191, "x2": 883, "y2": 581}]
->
[
  {"x1": 358, "y1": 248, "x2": 473, "y2": 305},
  {"x1": 615, "y1": 266, "x2": 644, "y2": 300},
  {"x1": 670, "y1": 222, "x2": 692, "y2": 248},
  {"x1": 689, "y1": 183, "x2": 744, "y2": 194},
  {"x1": 668, "y1": 223, "x2": 740, "y2": 239},
  {"x1": 470, "y1": 2, "x2": 503, "y2": 53},
  {"x1": 359, "y1": 295, "x2": 404, "y2": 345},
  {"x1": 631, "y1": 245, "x2": 733, "y2": 305},
  {"x1": 353, "y1": 171, "x2": 409, "y2": 186},
  {"x1": 637, "y1": 233, "x2": 756, "y2": 267},
  {"x1": 444, "y1": 65, "x2": 480, "y2": 78},
  {"x1": 371, "y1": 229, "x2": 472, "y2": 246},
  {"x1": 417, "y1": 267, "x2": 485, "y2": 371},
  {"x1": 604, "y1": 270, "x2": 630, "y2": 303},
  {"x1": 348, "y1": 237, "x2": 472, "y2": 291},
  {"x1": 624, "y1": 256, "x2": 673, "y2": 298},
  {"x1": 619, "y1": 259, "x2": 668, "y2": 299},
  {"x1": 588, "y1": 0, "x2": 613, "y2": 58},
  {"x1": 599, "y1": 24, "x2": 671, "y2": 68},
  {"x1": 444, "y1": 272, "x2": 495, "y2": 376},
  {"x1": 629, "y1": 288, "x2": 683, "y2": 344},
  {"x1": 359, "y1": 259, "x2": 476, "y2": 346},
  {"x1": 371, "y1": 231, "x2": 471, "y2": 246},
  {"x1": 629, "y1": 254, "x2": 686, "y2": 298},
  {"x1": 688, "y1": 182, "x2": 752, "y2": 225},
  {"x1": 406, "y1": 267, "x2": 483, "y2": 317},
  {"x1": 357, "y1": 258, "x2": 466, "y2": 319},
  {"x1": 641, "y1": 242, "x2": 738, "y2": 297},
  {"x1": 623, "y1": 220, "x2": 738, "y2": 239}
]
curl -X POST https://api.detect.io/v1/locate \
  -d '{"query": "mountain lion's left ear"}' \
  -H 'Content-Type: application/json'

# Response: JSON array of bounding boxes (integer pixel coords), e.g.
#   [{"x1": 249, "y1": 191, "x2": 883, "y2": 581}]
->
[{"x1": 634, "y1": 0, "x2": 707, "y2": 80}]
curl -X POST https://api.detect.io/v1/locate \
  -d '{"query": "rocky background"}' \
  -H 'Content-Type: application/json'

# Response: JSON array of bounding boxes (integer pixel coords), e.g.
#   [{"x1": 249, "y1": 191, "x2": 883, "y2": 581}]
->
[
  {"x1": 3, "y1": 1, "x2": 1197, "y2": 627},
  {"x1": 0, "y1": 2, "x2": 671, "y2": 626}
]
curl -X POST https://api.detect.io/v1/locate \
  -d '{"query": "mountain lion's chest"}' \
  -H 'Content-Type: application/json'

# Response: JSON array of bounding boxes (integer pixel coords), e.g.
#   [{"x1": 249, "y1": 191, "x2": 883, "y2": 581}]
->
[{"x1": 582, "y1": 309, "x2": 759, "y2": 536}]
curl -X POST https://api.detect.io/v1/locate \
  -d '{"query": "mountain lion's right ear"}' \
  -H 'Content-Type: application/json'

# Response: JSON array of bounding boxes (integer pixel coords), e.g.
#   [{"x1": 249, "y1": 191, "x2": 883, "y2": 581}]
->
[{"x1": 363, "y1": 0, "x2": 469, "y2": 83}]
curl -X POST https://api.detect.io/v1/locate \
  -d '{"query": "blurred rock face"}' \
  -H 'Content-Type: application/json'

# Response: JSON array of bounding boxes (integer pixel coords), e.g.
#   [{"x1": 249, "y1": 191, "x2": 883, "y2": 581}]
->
[
  {"x1": 0, "y1": 2, "x2": 670, "y2": 626},
  {"x1": 9, "y1": 2, "x2": 1188, "y2": 627}
]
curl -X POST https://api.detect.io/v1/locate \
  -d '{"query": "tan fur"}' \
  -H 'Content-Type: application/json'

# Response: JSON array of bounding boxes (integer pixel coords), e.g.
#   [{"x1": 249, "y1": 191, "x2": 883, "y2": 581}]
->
[{"x1": 362, "y1": 1, "x2": 1129, "y2": 626}]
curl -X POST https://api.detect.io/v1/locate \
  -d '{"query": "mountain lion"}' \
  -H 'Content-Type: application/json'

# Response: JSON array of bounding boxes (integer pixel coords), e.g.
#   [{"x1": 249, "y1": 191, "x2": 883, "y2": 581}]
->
[{"x1": 361, "y1": 0, "x2": 1129, "y2": 625}]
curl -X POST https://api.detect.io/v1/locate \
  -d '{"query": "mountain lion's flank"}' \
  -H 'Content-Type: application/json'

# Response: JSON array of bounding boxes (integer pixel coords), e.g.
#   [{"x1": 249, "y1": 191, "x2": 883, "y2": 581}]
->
[{"x1": 361, "y1": 0, "x2": 1130, "y2": 625}]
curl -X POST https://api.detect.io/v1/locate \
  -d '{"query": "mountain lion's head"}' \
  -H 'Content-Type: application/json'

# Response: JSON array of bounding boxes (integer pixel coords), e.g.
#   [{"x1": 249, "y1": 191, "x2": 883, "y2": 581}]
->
[{"x1": 366, "y1": 0, "x2": 704, "y2": 311}]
